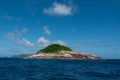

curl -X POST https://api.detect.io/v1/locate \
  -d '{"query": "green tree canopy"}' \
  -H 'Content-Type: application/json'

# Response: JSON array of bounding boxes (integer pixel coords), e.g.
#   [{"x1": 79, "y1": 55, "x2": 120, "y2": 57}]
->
[{"x1": 36, "y1": 44, "x2": 72, "y2": 54}]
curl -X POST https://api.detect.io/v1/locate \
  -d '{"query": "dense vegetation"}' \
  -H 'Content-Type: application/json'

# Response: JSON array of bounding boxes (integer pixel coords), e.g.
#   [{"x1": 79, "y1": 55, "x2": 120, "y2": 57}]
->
[{"x1": 36, "y1": 44, "x2": 72, "y2": 54}]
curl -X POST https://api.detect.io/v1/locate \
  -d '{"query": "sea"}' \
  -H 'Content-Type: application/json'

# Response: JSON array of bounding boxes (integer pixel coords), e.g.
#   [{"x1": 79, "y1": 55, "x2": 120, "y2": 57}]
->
[{"x1": 0, "y1": 58, "x2": 120, "y2": 80}]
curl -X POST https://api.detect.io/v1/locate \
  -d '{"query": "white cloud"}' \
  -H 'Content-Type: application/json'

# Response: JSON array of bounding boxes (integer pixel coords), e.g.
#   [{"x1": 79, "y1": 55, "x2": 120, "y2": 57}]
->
[
  {"x1": 43, "y1": 2, "x2": 74, "y2": 16},
  {"x1": 1, "y1": 15, "x2": 22, "y2": 21},
  {"x1": 6, "y1": 28, "x2": 67, "y2": 49},
  {"x1": 14, "y1": 28, "x2": 27, "y2": 36},
  {"x1": 21, "y1": 28, "x2": 27, "y2": 33},
  {"x1": 19, "y1": 38, "x2": 34, "y2": 48},
  {"x1": 37, "y1": 37, "x2": 66, "y2": 46},
  {"x1": 37, "y1": 37, "x2": 50, "y2": 47},
  {"x1": 43, "y1": 26, "x2": 51, "y2": 35},
  {"x1": 2, "y1": 15, "x2": 14, "y2": 20},
  {"x1": 6, "y1": 32, "x2": 15, "y2": 40},
  {"x1": 88, "y1": 40, "x2": 100, "y2": 43},
  {"x1": 53, "y1": 40, "x2": 66, "y2": 45},
  {"x1": 6, "y1": 28, "x2": 34, "y2": 48}
]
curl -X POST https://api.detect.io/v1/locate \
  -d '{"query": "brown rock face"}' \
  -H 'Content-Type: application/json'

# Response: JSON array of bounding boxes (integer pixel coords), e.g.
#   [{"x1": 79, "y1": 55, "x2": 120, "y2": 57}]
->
[{"x1": 25, "y1": 51, "x2": 101, "y2": 60}]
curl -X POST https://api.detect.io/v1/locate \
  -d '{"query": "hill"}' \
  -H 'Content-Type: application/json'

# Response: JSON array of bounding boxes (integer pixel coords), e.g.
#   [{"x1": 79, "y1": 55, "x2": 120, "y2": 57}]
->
[
  {"x1": 25, "y1": 44, "x2": 101, "y2": 60},
  {"x1": 36, "y1": 44, "x2": 72, "y2": 54}
]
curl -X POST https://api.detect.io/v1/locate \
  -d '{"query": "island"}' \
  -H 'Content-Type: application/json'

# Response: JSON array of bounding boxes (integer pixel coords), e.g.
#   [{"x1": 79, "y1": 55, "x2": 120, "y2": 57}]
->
[{"x1": 25, "y1": 44, "x2": 101, "y2": 60}]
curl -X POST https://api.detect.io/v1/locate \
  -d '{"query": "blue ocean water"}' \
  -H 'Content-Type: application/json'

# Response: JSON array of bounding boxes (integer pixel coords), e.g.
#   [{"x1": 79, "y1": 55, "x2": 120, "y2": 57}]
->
[{"x1": 0, "y1": 58, "x2": 120, "y2": 80}]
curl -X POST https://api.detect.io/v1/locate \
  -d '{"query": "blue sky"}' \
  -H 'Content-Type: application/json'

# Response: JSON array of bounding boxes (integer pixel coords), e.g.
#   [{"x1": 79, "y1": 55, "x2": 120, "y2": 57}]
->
[{"x1": 0, "y1": 0, "x2": 120, "y2": 59}]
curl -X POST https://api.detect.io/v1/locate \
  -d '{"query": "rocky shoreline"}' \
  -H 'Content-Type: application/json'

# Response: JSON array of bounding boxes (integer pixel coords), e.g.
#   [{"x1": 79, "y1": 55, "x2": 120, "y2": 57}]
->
[{"x1": 25, "y1": 51, "x2": 101, "y2": 60}]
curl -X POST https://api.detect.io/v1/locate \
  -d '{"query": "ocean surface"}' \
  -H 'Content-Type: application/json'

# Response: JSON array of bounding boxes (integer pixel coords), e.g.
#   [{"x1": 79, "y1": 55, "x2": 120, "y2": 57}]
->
[{"x1": 0, "y1": 58, "x2": 120, "y2": 80}]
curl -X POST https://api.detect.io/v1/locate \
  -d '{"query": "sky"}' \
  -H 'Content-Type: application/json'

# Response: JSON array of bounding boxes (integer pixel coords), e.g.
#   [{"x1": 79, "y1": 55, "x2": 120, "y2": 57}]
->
[{"x1": 0, "y1": 0, "x2": 120, "y2": 59}]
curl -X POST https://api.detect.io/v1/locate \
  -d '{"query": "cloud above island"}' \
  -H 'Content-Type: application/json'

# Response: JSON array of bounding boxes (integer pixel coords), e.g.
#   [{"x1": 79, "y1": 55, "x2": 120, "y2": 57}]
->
[
  {"x1": 6, "y1": 28, "x2": 34, "y2": 48},
  {"x1": 19, "y1": 38, "x2": 34, "y2": 48},
  {"x1": 53, "y1": 40, "x2": 66, "y2": 45},
  {"x1": 0, "y1": 11, "x2": 22, "y2": 21},
  {"x1": 43, "y1": 1, "x2": 75, "y2": 16},
  {"x1": 37, "y1": 37, "x2": 50, "y2": 47},
  {"x1": 6, "y1": 28, "x2": 66, "y2": 48},
  {"x1": 37, "y1": 37, "x2": 66, "y2": 47},
  {"x1": 43, "y1": 26, "x2": 51, "y2": 35}
]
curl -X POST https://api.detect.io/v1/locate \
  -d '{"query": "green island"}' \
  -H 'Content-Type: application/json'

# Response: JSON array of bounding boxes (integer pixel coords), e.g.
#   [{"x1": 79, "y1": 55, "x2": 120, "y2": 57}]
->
[{"x1": 25, "y1": 44, "x2": 101, "y2": 60}]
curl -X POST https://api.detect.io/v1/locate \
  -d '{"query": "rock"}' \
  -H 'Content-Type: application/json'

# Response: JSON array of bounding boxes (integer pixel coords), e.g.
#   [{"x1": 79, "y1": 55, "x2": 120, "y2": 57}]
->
[{"x1": 25, "y1": 51, "x2": 101, "y2": 60}]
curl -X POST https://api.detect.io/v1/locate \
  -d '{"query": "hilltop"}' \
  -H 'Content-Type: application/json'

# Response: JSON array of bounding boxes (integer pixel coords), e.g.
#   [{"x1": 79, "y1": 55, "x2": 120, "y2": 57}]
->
[{"x1": 36, "y1": 44, "x2": 72, "y2": 54}]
